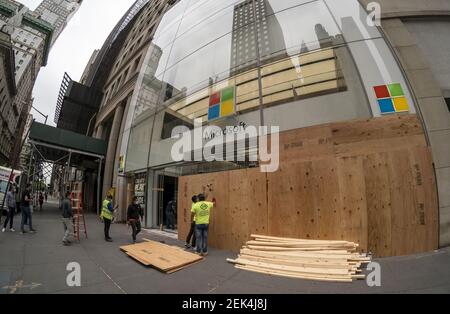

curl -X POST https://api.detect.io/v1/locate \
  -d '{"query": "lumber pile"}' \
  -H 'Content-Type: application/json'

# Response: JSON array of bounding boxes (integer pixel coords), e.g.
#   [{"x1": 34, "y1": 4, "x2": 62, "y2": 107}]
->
[
  {"x1": 227, "y1": 234, "x2": 371, "y2": 282},
  {"x1": 120, "y1": 239, "x2": 203, "y2": 274}
]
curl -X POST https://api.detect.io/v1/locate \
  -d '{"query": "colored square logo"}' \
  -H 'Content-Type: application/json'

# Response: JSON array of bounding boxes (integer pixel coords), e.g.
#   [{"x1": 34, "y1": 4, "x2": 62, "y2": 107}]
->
[
  {"x1": 378, "y1": 98, "x2": 395, "y2": 114},
  {"x1": 209, "y1": 92, "x2": 220, "y2": 107},
  {"x1": 374, "y1": 83, "x2": 410, "y2": 115},
  {"x1": 208, "y1": 87, "x2": 236, "y2": 121},
  {"x1": 393, "y1": 97, "x2": 409, "y2": 112},
  {"x1": 373, "y1": 85, "x2": 390, "y2": 99},
  {"x1": 221, "y1": 87, "x2": 234, "y2": 102},
  {"x1": 208, "y1": 104, "x2": 220, "y2": 120},
  {"x1": 221, "y1": 99, "x2": 234, "y2": 116},
  {"x1": 388, "y1": 83, "x2": 404, "y2": 97}
]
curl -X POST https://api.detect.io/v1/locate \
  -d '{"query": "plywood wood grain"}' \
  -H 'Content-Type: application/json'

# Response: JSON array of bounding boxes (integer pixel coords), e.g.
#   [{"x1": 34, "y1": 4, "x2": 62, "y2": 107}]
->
[{"x1": 176, "y1": 114, "x2": 439, "y2": 257}]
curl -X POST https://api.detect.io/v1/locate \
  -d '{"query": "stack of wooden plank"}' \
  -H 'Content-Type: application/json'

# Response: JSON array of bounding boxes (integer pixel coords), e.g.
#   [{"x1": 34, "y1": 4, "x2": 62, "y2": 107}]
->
[
  {"x1": 227, "y1": 234, "x2": 371, "y2": 282},
  {"x1": 121, "y1": 239, "x2": 203, "y2": 274}
]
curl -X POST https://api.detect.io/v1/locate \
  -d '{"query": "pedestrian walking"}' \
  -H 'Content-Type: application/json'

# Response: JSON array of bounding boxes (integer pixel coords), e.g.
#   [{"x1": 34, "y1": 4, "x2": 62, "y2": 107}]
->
[
  {"x1": 20, "y1": 184, "x2": 36, "y2": 234},
  {"x1": 127, "y1": 196, "x2": 144, "y2": 244},
  {"x1": 2, "y1": 186, "x2": 16, "y2": 232},
  {"x1": 38, "y1": 192, "x2": 44, "y2": 211},
  {"x1": 61, "y1": 192, "x2": 75, "y2": 246}
]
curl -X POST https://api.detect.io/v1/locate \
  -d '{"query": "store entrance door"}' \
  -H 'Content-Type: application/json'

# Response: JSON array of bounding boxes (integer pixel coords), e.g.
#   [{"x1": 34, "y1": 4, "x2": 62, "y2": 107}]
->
[{"x1": 156, "y1": 172, "x2": 179, "y2": 232}]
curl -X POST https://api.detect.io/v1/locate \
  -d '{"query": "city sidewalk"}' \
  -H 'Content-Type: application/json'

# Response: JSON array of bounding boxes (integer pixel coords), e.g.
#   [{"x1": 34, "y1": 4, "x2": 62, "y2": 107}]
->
[{"x1": 0, "y1": 199, "x2": 449, "y2": 294}]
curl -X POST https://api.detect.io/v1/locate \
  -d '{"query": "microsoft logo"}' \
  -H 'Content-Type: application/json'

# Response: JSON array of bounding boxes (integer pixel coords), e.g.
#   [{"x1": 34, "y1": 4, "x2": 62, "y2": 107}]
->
[
  {"x1": 208, "y1": 87, "x2": 236, "y2": 121},
  {"x1": 373, "y1": 83, "x2": 410, "y2": 115}
]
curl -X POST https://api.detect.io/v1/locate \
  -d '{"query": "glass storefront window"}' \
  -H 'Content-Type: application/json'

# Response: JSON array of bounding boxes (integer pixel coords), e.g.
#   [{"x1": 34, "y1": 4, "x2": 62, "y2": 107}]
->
[
  {"x1": 260, "y1": 1, "x2": 343, "y2": 62},
  {"x1": 323, "y1": 0, "x2": 382, "y2": 43},
  {"x1": 265, "y1": 0, "x2": 318, "y2": 14},
  {"x1": 167, "y1": 10, "x2": 238, "y2": 69},
  {"x1": 153, "y1": 0, "x2": 189, "y2": 39},
  {"x1": 123, "y1": 0, "x2": 414, "y2": 175},
  {"x1": 178, "y1": 0, "x2": 244, "y2": 38},
  {"x1": 164, "y1": 67, "x2": 260, "y2": 124},
  {"x1": 126, "y1": 115, "x2": 154, "y2": 172},
  {"x1": 261, "y1": 48, "x2": 346, "y2": 107}
]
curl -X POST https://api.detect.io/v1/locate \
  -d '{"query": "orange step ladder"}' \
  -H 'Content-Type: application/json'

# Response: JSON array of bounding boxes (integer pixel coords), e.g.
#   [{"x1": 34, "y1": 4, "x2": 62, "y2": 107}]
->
[{"x1": 71, "y1": 186, "x2": 88, "y2": 241}]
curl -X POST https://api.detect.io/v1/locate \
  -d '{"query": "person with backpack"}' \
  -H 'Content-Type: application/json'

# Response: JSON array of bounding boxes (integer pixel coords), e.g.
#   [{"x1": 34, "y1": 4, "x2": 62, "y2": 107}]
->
[{"x1": 2, "y1": 185, "x2": 16, "y2": 232}]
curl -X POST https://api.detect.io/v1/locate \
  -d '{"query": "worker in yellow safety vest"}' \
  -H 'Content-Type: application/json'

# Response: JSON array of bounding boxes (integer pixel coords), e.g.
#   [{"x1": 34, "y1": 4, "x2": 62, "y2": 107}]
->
[{"x1": 100, "y1": 194, "x2": 114, "y2": 242}]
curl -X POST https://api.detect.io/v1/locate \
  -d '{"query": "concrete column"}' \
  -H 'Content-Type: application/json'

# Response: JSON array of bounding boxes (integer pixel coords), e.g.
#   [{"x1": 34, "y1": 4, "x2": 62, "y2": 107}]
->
[
  {"x1": 95, "y1": 124, "x2": 104, "y2": 140},
  {"x1": 102, "y1": 105, "x2": 125, "y2": 201},
  {"x1": 112, "y1": 97, "x2": 131, "y2": 222}
]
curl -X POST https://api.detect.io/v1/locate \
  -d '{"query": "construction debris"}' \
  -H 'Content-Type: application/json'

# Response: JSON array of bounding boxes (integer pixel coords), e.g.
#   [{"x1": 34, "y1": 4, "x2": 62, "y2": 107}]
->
[
  {"x1": 121, "y1": 239, "x2": 203, "y2": 274},
  {"x1": 227, "y1": 234, "x2": 371, "y2": 282}
]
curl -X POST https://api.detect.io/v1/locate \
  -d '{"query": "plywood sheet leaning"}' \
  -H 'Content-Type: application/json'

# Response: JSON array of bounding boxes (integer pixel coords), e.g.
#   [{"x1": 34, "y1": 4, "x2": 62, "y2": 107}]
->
[
  {"x1": 228, "y1": 235, "x2": 370, "y2": 282},
  {"x1": 228, "y1": 168, "x2": 268, "y2": 252},
  {"x1": 178, "y1": 174, "x2": 207, "y2": 241},
  {"x1": 120, "y1": 240, "x2": 203, "y2": 273}
]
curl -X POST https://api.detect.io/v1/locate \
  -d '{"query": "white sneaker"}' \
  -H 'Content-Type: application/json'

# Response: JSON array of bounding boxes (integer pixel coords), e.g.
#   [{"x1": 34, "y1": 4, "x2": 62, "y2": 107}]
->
[
  {"x1": 1, "y1": 228, "x2": 5, "y2": 233},
  {"x1": 10, "y1": 228, "x2": 15, "y2": 232}
]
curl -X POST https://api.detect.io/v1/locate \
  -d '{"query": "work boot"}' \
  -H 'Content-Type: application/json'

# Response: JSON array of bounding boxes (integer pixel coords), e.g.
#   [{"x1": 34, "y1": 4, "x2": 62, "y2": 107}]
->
[{"x1": 105, "y1": 238, "x2": 113, "y2": 242}]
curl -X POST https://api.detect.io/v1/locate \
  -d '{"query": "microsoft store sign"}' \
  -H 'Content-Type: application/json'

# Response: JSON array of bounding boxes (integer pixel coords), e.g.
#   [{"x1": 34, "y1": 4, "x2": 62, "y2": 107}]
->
[
  {"x1": 203, "y1": 122, "x2": 248, "y2": 140},
  {"x1": 208, "y1": 86, "x2": 236, "y2": 121}
]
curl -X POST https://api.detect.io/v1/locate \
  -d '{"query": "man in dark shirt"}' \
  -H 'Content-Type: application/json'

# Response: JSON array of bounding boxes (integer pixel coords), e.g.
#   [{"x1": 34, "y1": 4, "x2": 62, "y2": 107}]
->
[
  {"x1": 20, "y1": 184, "x2": 36, "y2": 234},
  {"x1": 127, "y1": 196, "x2": 144, "y2": 244},
  {"x1": 61, "y1": 192, "x2": 74, "y2": 246},
  {"x1": 165, "y1": 199, "x2": 176, "y2": 230}
]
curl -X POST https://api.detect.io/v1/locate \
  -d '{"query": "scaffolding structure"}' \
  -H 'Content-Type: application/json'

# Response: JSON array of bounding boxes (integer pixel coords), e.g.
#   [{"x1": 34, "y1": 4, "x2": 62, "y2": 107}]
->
[{"x1": 26, "y1": 122, "x2": 106, "y2": 240}]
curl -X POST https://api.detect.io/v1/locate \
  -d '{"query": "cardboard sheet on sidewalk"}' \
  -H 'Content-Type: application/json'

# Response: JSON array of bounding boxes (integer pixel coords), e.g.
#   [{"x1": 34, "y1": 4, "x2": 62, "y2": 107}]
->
[{"x1": 120, "y1": 240, "x2": 203, "y2": 274}]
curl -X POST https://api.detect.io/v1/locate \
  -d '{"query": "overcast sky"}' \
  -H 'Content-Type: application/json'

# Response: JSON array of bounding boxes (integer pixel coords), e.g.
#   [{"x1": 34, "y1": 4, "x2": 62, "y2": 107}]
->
[{"x1": 21, "y1": 0, "x2": 136, "y2": 125}]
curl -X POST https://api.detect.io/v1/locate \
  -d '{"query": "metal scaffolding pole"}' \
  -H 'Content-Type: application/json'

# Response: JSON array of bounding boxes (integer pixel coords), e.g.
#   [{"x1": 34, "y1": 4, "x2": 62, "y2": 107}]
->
[
  {"x1": 66, "y1": 152, "x2": 72, "y2": 194},
  {"x1": 97, "y1": 158, "x2": 103, "y2": 216}
]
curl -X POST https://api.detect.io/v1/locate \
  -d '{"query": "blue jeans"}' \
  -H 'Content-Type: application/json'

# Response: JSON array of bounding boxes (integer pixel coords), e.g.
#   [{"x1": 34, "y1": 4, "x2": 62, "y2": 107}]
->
[
  {"x1": 195, "y1": 224, "x2": 209, "y2": 254},
  {"x1": 21, "y1": 205, "x2": 32, "y2": 232}
]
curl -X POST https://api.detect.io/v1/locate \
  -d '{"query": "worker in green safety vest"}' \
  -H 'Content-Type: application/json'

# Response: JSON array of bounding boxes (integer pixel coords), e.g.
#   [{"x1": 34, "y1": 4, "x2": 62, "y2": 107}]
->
[{"x1": 100, "y1": 194, "x2": 114, "y2": 242}]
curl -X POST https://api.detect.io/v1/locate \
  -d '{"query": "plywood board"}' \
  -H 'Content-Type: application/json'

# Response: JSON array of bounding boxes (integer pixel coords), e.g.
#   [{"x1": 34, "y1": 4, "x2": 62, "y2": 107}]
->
[
  {"x1": 121, "y1": 240, "x2": 203, "y2": 272},
  {"x1": 364, "y1": 153, "x2": 392, "y2": 257},
  {"x1": 336, "y1": 156, "x2": 368, "y2": 252},
  {"x1": 176, "y1": 114, "x2": 438, "y2": 257},
  {"x1": 228, "y1": 168, "x2": 268, "y2": 252}
]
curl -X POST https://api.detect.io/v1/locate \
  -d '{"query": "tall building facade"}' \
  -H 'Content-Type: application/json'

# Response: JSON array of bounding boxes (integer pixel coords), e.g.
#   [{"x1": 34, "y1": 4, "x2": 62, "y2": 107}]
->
[
  {"x1": 0, "y1": 30, "x2": 16, "y2": 165},
  {"x1": 0, "y1": 0, "x2": 82, "y2": 167},
  {"x1": 33, "y1": 0, "x2": 82, "y2": 46},
  {"x1": 91, "y1": 0, "x2": 179, "y2": 221}
]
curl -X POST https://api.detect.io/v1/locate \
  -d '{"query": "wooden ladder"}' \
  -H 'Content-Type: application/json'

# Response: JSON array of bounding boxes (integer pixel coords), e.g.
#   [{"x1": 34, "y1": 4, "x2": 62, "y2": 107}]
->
[{"x1": 71, "y1": 190, "x2": 88, "y2": 241}]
